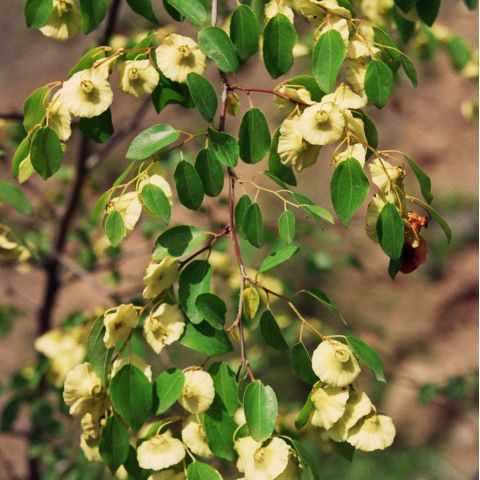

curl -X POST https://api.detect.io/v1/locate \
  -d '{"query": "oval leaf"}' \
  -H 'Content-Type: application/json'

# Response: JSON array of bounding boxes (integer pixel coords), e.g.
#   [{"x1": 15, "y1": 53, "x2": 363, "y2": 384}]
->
[
  {"x1": 208, "y1": 362, "x2": 239, "y2": 415},
  {"x1": 203, "y1": 402, "x2": 237, "y2": 461},
  {"x1": 245, "y1": 203, "x2": 264, "y2": 248},
  {"x1": 104, "y1": 210, "x2": 126, "y2": 247},
  {"x1": 291, "y1": 342, "x2": 317, "y2": 385},
  {"x1": 195, "y1": 293, "x2": 226, "y2": 330},
  {"x1": 153, "y1": 225, "x2": 209, "y2": 259},
  {"x1": 99, "y1": 416, "x2": 130, "y2": 474},
  {"x1": 174, "y1": 160, "x2": 204, "y2": 211},
  {"x1": 243, "y1": 380, "x2": 278, "y2": 441},
  {"x1": 230, "y1": 4, "x2": 259, "y2": 61},
  {"x1": 30, "y1": 127, "x2": 63, "y2": 180},
  {"x1": 347, "y1": 336, "x2": 386, "y2": 382},
  {"x1": 187, "y1": 462, "x2": 222, "y2": 480},
  {"x1": 376, "y1": 203, "x2": 404, "y2": 260},
  {"x1": 365, "y1": 59, "x2": 394, "y2": 109},
  {"x1": 126, "y1": 124, "x2": 180, "y2": 161},
  {"x1": 0, "y1": 180, "x2": 32, "y2": 215},
  {"x1": 126, "y1": 0, "x2": 158, "y2": 24},
  {"x1": 187, "y1": 73, "x2": 218, "y2": 123},
  {"x1": 278, "y1": 210, "x2": 296, "y2": 245},
  {"x1": 180, "y1": 320, "x2": 233, "y2": 356},
  {"x1": 87, "y1": 316, "x2": 113, "y2": 384},
  {"x1": 258, "y1": 246, "x2": 299, "y2": 273},
  {"x1": 179, "y1": 260, "x2": 212, "y2": 324},
  {"x1": 404, "y1": 155, "x2": 433, "y2": 204},
  {"x1": 140, "y1": 184, "x2": 171, "y2": 224},
  {"x1": 79, "y1": 0, "x2": 107, "y2": 34},
  {"x1": 198, "y1": 27, "x2": 239, "y2": 73},
  {"x1": 165, "y1": 0, "x2": 207, "y2": 26},
  {"x1": 207, "y1": 128, "x2": 239, "y2": 167},
  {"x1": 153, "y1": 368, "x2": 185, "y2": 414},
  {"x1": 260, "y1": 310, "x2": 288, "y2": 351},
  {"x1": 239, "y1": 108, "x2": 271, "y2": 164},
  {"x1": 25, "y1": 0, "x2": 54, "y2": 28},
  {"x1": 195, "y1": 149, "x2": 224, "y2": 197}
]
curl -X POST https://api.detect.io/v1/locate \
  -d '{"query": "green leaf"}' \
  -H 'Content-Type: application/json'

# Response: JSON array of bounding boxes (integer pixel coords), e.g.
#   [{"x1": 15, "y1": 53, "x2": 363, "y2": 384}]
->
[
  {"x1": 287, "y1": 75, "x2": 325, "y2": 101},
  {"x1": 292, "y1": 440, "x2": 320, "y2": 480},
  {"x1": 333, "y1": 441, "x2": 355, "y2": 462},
  {"x1": 203, "y1": 401, "x2": 237, "y2": 461},
  {"x1": 258, "y1": 246, "x2": 299, "y2": 273},
  {"x1": 352, "y1": 110, "x2": 378, "y2": 160},
  {"x1": 198, "y1": 27, "x2": 239, "y2": 73},
  {"x1": 23, "y1": 86, "x2": 49, "y2": 133},
  {"x1": 153, "y1": 368, "x2": 185, "y2": 414},
  {"x1": 195, "y1": 149, "x2": 224, "y2": 197},
  {"x1": 68, "y1": 47, "x2": 106, "y2": 78},
  {"x1": 304, "y1": 288, "x2": 345, "y2": 323},
  {"x1": 395, "y1": 0, "x2": 418, "y2": 12},
  {"x1": 123, "y1": 446, "x2": 150, "y2": 480},
  {"x1": 187, "y1": 462, "x2": 222, "y2": 480},
  {"x1": 245, "y1": 202, "x2": 265, "y2": 248},
  {"x1": 153, "y1": 225, "x2": 209, "y2": 259},
  {"x1": 180, "y1": 320, "x2": 234, "y2": 356},
  {"x1": 347, "y1": 336, "x2": 386, "y2": 382},
  {"x1": 230, "y1": 4, "x2": 259, "y2": 61},
  {"x1": 164, "y1": 0, "x2": 207, "y2": 26},
  {"x1": 373, "y1": 26, "x2": 402, "y2": 73},
  {"x1": 268, "y1": 128, "x2": 297, "y2": 187},
  {"x1": 292, "y1": 193, "x2": 334, "y2": 224},
  {"x1": 235, "y1": 195, "x2": 252, "y2": 238},
  {"x1": 295, "y1": 394, "x2": 313, "y2": 430},
  {"x1": 464, "y1": 0, "x2": 478, "y2": 9},
  {"x1": 411, "y1": 197, "x2": 452, "y2": 243},
  {"x1": 330, "y1": 158, "x2": 369, "y2": 227},
  {"x1": 447, "y1": 36, "x2": 472, "y2": 70},
  {"x1": 0, "y1": 180, "x2": 32, "y2": 215},
  {"x1": 365, "y1": 59, "x2": 394, "y2": 109},
  {"x1": 416, "y1": 0, "x2": 440, "y2": 25},
  {"x1": 388, "y1": 254, "x2": 403, "y2": 280},
  {"x1": 78, "y1": 109, "x2": 114, "y2": 144},
  {"x1": 312, "y1": 30, "x2": 346, "y2": 93},
  {"x1": 208, "y1": 362, "x2": 239, "y2": 415},
  {"x1": 152, "y1": 76, "x2": 194, "y2": 112},
  {"x1": 187, "y1": 73, "x2": 218, "y2": 123},
  {"x1": 110, "y1": 365, "x2": 152, "y2": 432},
  {"x1": 104, "y1": 210, "x2": 125, "y2": 247},
  {"x1": 174, "y1": 160, "x2": 205, "y2": 210},
  {"x1": 207, "y1": 128, "x2": 239, "y2": 167},
  {"x1": 291, "y1": 342, "x2": 317, "y2": 385},
  {"x1": 404, "y1": 155, "x2": 433, "y2": 204},
  {"x1": 24, "y1": 0, "x2": 53, "y2": 28},
  {"x1": 179, "y1": 260, "x2": 212, "y2": 324},
  {"x1": 99, "y1": 416, "x2": 130, "y2": 474},
  {"x1": 12, "y1": 137, "x2": 30, "y2": 179},
  {"x1": 126, "y1": 124, "x2": 180, "y2": 161},
  {"x1": 79, "y1": 0, "x2": 107, "y2": 34},
  {"x1": 278, "y1": 210, "x2": 295, "y2": 245},
  {"x1": 376, "y1": 203, "x2": 404, "y2": 260},
  {"x1": 140, "y1": 184, "x2": 171, "y2": 224},
  {"x1": 30, "y1": 127, "x2": 63, "y2": 180},
  {"x1": 1, "y1": 397, "x2": 22, "y2": 432},
  {"x1": 263, "y1": 14, "x2": 297, "y2": 79},
  {"x1": 126, "y1": 0, "x2": 158, "y2": 24},
  {"x1": 195, "y1": 293, "x2": 226, "y2": 330},
  {"x1": 87, "y1": 316, "x2": 113, "y2": 384},
  {"x1": 244, "y1": 380, "x2": 278, "y2": 441},
  {"x1": 400, "y1": 53, "x2": 418, "y2": 87},
  {"x1": 259, "y1": 310, "x2": 288, "y2": 351},
  {"x1": 239, "y1": 108, "x2": 271, "y2": 164}
]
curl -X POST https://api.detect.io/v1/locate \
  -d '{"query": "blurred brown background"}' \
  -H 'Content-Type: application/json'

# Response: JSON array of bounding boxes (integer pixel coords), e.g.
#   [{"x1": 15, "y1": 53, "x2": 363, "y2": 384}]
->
[{"x1": 0, "y1": 1, "x2": 478, "y2": 479}]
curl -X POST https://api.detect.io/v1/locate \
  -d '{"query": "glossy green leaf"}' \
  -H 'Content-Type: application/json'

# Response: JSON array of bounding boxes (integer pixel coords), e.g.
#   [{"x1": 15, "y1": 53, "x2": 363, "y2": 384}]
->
[
  {"x1": 365, "y1": 59, "x2": 394, "y2": 109},
  {"x1": 0, "y1": 181, "x2": 32, "y2": 215},
  {"x1": 244, "y1": 380, "x2": 278, "y2": 441},
  {"x1": 258, "y1": 246, "x2": 299, "y2": 273},
  {"x1": 208, "y1": 362, "x2": 239, "y2": 415},
  {"x1": 245, "y1": 202, "x2": 265, "y2": 248},
  {"x1": 174, "y1": 160, "x2": 204, "y2": 210},
  {"x1": 104, "y1": 210, "x2": 125, "y2": 247},
  {"x1": 235, "y1": 195, "x2": 252, "y2": 238},
  {"x1": 24, "y1": 0, "x2": 53, "y2": 28},
  {"x1": 153, "y1": 368, "x2": 185, "y2": 414},
  {"x1": 181, "y1": 320, "x2": 234, "y2": 356},
  {"x1": 165, "y1": 0, "x2": 207, "y2": 25},
  {"x1": 295, "y1": 394, "x2": 313, "y2": 430},
  {"x1": 404, "y1": 155, "x2": 433, "y2": 204},
  {"x1": 203, "y1": 401, "x2": 237, "y2": 461},
  {"x1": 195, "y1": 149, "x2": 224, "y2": 197},
  {"x1": 230, "y1": 4, "x2": 259, "y2": 61},
  {"x1": 268, "y1": 127, "x2": 297, "y2": 186},
  {"x1": 400, "y1": 53, "x2": 418, "y2": 87},
  {"x1": 187, "y1": 462, "x2": 222, "y2": 480},
  {"x1": 373, "y1": 26, "x2": 402, "y2": 73},
  {"x1": 110, "y1": 365, "x2": 152, "y2": 432},
  {"x1": 151, "y1": 76, "x2": 194, "y2": 112},
  {"x1": 278, "y1": 210, "x2": 296, "y2": 245},
  {"x1": 239, "y1": 108, "x2": 271, "y2": 164},
  {"x1": 30, "y1": 127, "x2": 63, "y2": 180},
  {"x1": 376, "y1": 203, "x2": 404, "y2": 260},
  {"x1": 187, "y1": 73, "x2": 218, "y2": 123},
  {"x1": 87, "y1": 316, "x2": 113, "y2": 384},
  {"x1": 195, "y1": 293, "x2": 226, "y2": 330},
  {"x1": 292, "y1": 192, "x2": 334, "y2": 224},
  {"x1": 304, "y1": 288, "x2": 345, "y2": 323},
  {"x1": 207, "y1": 128, "x2": 239, "y2": 167},
  {"x1": 312, "y1": 29, "x2": 346, "y2": 92},
  {"x1": 291, "y1": 342, "x2": 317, "y2": 385},
  {"x1": 416, "y1": 0, "x2": 440, "y2": 26},
  {"x1": 126, "y1": 123, "x2": 180, "y2": 160},
  {"x1": 347, "y1": 336, "x2": 386, "y2": 382},
  {"x1": 260, "y1": 310, "x2": 288, "y2": 351},
  {"x1": 330, "y1": 157, "x2": 369, "y2": 227},
  {"x1": 263, "y1": 14, "x2": 297, "y2": 78},
  {"x1": 23, "y1": 86, "x2": 49, "y2": 133},
  {"x1": 153, "y1": 226, "x2": 209, "y2": 259},
  {"x1": 126, "y1": 0, "x2": 158, "y2": 24},
  {"x1": 99, "y1": 416, "x2": 130, "y2": 474},
  {"x1": 140, "y1": 184, "x2": 171, "y2": 224},
  {"x1": 79, "y1": 109, "x2": 114, "y2": 144},
  {"x1": 198, "y1": 27, "x2": 239, "y2": 73},
  {"x1": 68, "y1": 47, "x2": 106, "y2": 78},
  {"x1": 179, "y1": 260, "x2": 212, "y2": 324},
  {"x1": 79, "y1": 0, "x2": 107, "y2": 34}
]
